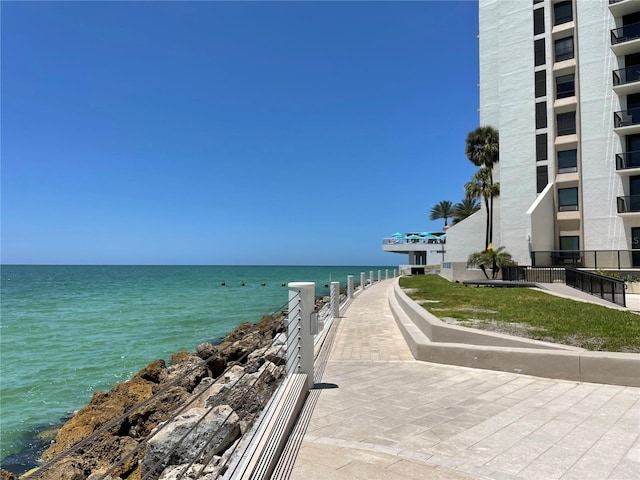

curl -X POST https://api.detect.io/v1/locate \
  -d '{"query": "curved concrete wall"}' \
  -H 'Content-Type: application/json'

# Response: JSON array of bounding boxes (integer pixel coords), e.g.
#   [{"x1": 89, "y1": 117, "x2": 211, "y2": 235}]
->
[{"x1": 390, "y1": 279, "x2": 640, "y2": 387}]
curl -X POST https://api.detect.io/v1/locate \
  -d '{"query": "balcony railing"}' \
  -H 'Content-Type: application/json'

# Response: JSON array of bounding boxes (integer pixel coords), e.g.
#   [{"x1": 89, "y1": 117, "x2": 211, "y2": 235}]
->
[
  {"x1": 614, "y1": 107, "x2": 640, "y2": 127},
  {"x1": 617, "y1": 195, "x2": 640, "y2": 213},
  {"x1": 616, "y1": 150, "x2": 640, "y2": 170},
  {"x1": 611, "y1": 22, "x2": 640, "y2": 45},
  {"x1": 382, "y1": 237, "x2": 445, "y2": 246},
  {"x1": 613, "y1": 65, "x2": 640, "y2": 86},
  {"x1": 531, "y1": 249, "x2": 640, "y2": 269}
]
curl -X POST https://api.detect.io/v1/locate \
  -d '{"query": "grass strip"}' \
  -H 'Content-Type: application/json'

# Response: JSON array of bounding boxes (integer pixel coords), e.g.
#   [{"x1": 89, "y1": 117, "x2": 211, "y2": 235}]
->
[{"x1": 399, "y1": 275, "x2": 640, "y2": 353}]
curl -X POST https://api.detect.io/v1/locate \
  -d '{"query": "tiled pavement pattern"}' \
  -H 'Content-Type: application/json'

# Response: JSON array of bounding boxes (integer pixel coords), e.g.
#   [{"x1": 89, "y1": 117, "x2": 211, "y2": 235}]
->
[{"x1": 279, "y1": 280, "x2": 640, "y2": 480}]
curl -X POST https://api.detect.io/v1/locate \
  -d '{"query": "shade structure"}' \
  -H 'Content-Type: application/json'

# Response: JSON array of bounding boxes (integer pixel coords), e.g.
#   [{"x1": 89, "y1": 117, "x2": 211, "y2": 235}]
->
[{"x1": 419, "y1": 232, "x2": 438, "y2": 239}]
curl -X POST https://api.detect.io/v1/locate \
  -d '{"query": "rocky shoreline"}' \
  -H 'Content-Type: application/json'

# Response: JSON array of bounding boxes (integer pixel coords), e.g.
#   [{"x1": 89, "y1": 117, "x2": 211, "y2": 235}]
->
[{"x1": 2, "y1": 301, "x2": 310, "y2": 480}]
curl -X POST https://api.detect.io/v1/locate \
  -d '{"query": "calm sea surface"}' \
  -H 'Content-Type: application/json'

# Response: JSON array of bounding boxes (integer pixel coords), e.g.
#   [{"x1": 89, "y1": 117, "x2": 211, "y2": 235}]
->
[{"x1": 0, "y1": 264, "x2": 392, "y2": 471}]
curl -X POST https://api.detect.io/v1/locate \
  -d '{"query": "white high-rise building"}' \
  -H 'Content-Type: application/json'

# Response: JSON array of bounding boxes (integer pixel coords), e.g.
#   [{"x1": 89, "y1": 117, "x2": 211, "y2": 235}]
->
[{"x1": 444, "y1": 0, "x2": 640, "y2": 277}]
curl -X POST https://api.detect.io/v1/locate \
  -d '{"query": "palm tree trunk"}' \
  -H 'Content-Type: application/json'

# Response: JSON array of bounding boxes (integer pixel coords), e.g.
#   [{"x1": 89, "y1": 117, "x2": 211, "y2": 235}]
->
[
  {"x1": 489, "y1": 195, "x2": 494, "y2": 245},
  {"x1": 488, "y1": 169, "x2": 494, "y2": 246},
  {"x1": 484, "y1": 197, "x2": 490, "y2": 250}
]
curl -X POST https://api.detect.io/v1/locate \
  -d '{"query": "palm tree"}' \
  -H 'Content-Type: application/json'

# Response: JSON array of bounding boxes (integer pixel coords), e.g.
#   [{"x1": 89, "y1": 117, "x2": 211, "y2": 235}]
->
[
  {"x1": 429, "y1": 200, "x2": 454, "y2": 229},
  {"x1": 466, "y1": 245, "x2": 514, "y2": 279},
  {"x1": 465, "y1": 167, "x2": 500, "y2": 249},
  {"x1": 465, "y1": 126, "x2": 499, "y2": 244},
  {"x1": 452, "y1": 196, "x2": 480, "y2": 225}
]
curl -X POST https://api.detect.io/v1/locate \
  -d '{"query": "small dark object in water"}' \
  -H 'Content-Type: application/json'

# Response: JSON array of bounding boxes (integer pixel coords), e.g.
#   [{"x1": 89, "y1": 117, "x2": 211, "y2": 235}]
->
[
  {"x1": 261, "y1": 283, "x2": 266, "y2": 286},
  {"x1": 241, "y1": 282, "x2": 246, "y2": 286},
  {"x1": 221, "y1": 282, "x2": 226, "y2": 286}
]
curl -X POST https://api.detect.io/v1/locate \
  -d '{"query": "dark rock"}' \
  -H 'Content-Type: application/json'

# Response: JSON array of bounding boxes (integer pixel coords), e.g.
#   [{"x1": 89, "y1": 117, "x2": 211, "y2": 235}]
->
[
  {"x1": 125, "y1": 386, "x2": 191, "y2": 439},
  {"x1": 34, "y1": 457, "x2": 88, "y2": 480},
  {"x1": 158, "y1": 355, "x2": 208, "y2": 393},
  {"x1": 0, "y1": 471, "x2": 20, "y2": 480},
  {"x1": 136, "y1": 359, "x2": 166, "y2": 383}
]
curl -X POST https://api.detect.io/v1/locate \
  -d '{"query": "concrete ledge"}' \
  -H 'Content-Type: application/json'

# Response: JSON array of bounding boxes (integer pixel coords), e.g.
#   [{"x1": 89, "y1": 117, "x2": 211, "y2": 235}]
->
[
  {"x1": 395, "y1": 281, "x2": 577, "y2": 351},
  {"x1": 390, "y1": 279, "x2": 640, "y2": 387}
]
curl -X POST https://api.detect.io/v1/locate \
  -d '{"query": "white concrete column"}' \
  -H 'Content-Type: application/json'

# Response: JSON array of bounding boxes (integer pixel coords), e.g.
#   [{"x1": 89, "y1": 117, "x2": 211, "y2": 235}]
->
[
  {"x1": 369, "y1": 271, "x2": 374, "y2": 285},
  {"x1": 360, "y1": 272, "x2": 366, "y2": 290},
  {"x1": 385, "y1": 269, "x2": 389, "y2": 280},
  {"x1": 330, "y1": 281, "x2": 340, "y2": 319},
  {"x1": 378, "y1": 270, "x2": 382, "y2": 282},
  {"x1": 393, "y1": 269, "x2": 397, "y2": 277},
  {"x1": 287, "y1": 282, "x2": 315, "y2": 390},
  {"x1": 347, "y1": 275, "x2": 354, "y2": 298}
]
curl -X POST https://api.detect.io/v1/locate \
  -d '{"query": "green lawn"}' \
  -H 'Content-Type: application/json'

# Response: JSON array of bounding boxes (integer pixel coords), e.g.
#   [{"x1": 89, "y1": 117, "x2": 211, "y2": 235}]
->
[{"x1": 399, "y1": 275, "x2": 640, "y2": 353}]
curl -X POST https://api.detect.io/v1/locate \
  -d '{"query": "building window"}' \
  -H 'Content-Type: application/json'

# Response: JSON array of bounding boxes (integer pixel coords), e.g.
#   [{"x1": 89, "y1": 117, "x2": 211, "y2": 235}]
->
[
  {"x1": 557, "y1": 111, "x2": 576, "y2": 136},
  {"x1": 559, "y1": 236, "x2": 579, "y2": 251},
  {"x1": 558, "y1": 149, "x2": 577, "y2": 173},
  {"x1": 534, "y1": 8, "x2": 545, "y2": 35},
  {"x1": 537, "y1": 166, "x2": 548, "y2": 193},
  {"x1": 554, "y1": 36, "x2": 574, "y2": 62},
  {"x1": 553, "y1": 1, "x2": 572, "y2": 26},
  {"x1": 535, "y1": 70, "x2": 546, "y2": 98},
  {"x1": 535, "y1": 39, "x2": 546, "y2": 66},
  {"x1": 556, "y1": 73, "x2": 575, "y2": 99},
  {"x1": 536, "y1": 102, "x2": 547, "y2": 129},
  {"x1": 536, "y1": 133, "x2": 548, "y2": 161},
  {"x1": 558, "y1": 187, "x2": 578, "y2": 211}
]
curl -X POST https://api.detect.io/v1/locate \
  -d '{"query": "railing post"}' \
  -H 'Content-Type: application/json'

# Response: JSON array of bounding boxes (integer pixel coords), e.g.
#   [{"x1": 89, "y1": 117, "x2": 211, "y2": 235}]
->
[
  {"x1": 347, "y1": 275, "x2": 354, "y2": 299},
  {"x1": 385, "y1": 269, "x2": 389, "y2": 280},
  {"x1": 378, "y1": 270, "x2": 382, "y2": 282},
  {"x1": 393, "y1": 269, "x2": 397, "y2": 278},
  {"x1": 360, "y1": 272, "x2": 366, "y2": 290},
  {"x1": 330, "y1": 281, "x2": 340, "y2": 319},
  {"x1": 287, "y1": 282, "x2": 315, "y2": 390},
  {"x1": 369, "y1": 271, "x2": 374, "y2": 285}
]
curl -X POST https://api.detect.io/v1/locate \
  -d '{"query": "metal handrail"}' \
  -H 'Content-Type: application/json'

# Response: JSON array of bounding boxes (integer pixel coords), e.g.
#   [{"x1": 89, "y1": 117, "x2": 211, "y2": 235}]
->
[
  {"x1": 611, "y1": 21, "x2": 640, "y2": 45},
  {"x1": 565, "y1": 267, "x2": 626, "y2": 307},
  {"x1": 613, "y1": 65, "x2": 640, "y2": 86},
  {"x1": 531, "y1": 249, "x2": 640, "y2": 270},
  {"x1": 382, "y1": 238, "x2": 445, "y2": 245},
  {"x1": 614, "y1": 107, "x2": 640, "y2": 127},
  {"x1": 616, "y1": 150, "x2": 640, "y2": 170},
  {"x1": 617, "y1": 195, "x2": 640, "y2": 213}
]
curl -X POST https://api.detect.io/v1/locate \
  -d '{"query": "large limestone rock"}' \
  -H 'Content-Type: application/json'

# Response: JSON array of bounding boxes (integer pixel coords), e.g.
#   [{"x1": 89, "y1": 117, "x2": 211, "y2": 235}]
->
[
  {"x1": 142, "y1": 405, "x2": 240, "y2": 479},
  {"x1": 37, "y1": 310, "x2": 290, "y2": 479}
]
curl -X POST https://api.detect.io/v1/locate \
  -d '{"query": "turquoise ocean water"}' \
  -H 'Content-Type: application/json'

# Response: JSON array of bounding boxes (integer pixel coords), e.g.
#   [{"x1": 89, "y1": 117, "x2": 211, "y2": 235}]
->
[{"x1": 0, "y1": 264, "x2": 392, "y2": 472}]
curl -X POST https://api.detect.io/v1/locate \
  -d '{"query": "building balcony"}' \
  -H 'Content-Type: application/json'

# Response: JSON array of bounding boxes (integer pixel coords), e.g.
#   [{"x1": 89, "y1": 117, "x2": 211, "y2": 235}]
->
[
  {"x1": 616, "y1": 150, "x2": 640, "y2": 172},
  {"x1": 611, "y1": 23, "x2": 640, "y2": 55},
  {"x1": 617, "y1": 195, "x2": 640, "y2": 213},
  {"x1": 613, "y1": 65, "x2": 640, "y2": 95},
  {"x1": 609, "y1": 0, "x2": 640, "y2": 18},
  {"x1": 614, "y1": 107, "x2": 640, "y2": 135}
]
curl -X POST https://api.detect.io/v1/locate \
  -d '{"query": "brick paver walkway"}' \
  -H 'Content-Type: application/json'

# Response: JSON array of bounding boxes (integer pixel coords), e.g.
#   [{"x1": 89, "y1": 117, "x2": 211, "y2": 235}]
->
[{"x1": 275, "y1": 280, "x2": 640, "y2": 480}]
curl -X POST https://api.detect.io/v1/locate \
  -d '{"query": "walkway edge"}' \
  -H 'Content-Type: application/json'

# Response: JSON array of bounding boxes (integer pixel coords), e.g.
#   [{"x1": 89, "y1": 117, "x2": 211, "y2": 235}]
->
[{"x1": 390, "y1": 278, "x2": 640, "y2": 387}]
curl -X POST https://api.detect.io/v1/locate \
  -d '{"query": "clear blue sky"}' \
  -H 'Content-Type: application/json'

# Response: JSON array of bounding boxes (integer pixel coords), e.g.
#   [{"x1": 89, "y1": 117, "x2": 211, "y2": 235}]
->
[{"x1": 2, "y1": 1, "x2": 480, "y2": 266}]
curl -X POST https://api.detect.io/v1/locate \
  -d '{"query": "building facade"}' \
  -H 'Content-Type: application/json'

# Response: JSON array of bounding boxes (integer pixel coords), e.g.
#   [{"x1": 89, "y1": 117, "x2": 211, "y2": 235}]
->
[{"x1": 446, "y1": 0, "x2": 640, "y2": 272}]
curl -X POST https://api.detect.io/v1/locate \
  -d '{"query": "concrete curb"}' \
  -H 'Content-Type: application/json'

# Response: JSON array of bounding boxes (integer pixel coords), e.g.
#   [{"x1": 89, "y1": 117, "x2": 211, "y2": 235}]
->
[{"x1": 389, "y1": 278, "x2": 640, "y2": 387}]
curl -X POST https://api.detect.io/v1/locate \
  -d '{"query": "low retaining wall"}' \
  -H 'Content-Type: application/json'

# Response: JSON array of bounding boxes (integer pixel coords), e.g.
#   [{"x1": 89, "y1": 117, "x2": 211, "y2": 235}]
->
[{"x1": 390, "y1": 279, "x2": 640, "y2": 387}]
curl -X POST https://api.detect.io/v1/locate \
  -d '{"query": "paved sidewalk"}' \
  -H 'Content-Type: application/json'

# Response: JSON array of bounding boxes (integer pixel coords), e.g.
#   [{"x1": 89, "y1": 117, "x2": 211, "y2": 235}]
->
[{"x1": 276, "y1": 280, "x2": 640, "y2": 480}]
